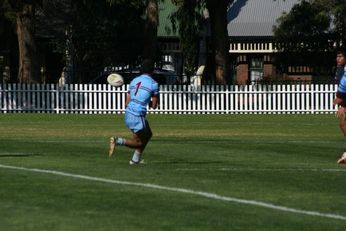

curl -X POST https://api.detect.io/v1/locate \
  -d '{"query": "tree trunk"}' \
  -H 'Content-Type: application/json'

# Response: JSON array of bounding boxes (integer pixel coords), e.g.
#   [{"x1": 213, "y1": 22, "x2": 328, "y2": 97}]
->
[
  {"x1": 206, "y1": 0, "x2": 230, "y2": 84},
  {"x1": 143, "y1": 0, "x2": 158, "y2": 61},
  {"x1": 16, "y1": 4, "x2": 39, "y2": 83}
]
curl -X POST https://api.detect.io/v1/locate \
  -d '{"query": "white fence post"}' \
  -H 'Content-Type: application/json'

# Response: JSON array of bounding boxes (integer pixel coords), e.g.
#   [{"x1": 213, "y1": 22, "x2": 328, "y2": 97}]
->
[{"x1": 56, "y1": 84, "x2": 60, "y2": 114}]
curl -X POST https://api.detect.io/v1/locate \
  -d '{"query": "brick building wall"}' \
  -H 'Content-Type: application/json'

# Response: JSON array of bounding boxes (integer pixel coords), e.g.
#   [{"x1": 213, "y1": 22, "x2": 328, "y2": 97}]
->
[{"x1": 236, "y1": 63, "x2": 248, "y2": 85}]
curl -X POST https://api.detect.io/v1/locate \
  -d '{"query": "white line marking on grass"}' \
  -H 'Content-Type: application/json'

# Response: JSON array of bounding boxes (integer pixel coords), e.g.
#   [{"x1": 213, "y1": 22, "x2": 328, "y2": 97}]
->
[{"x1": 0, "y1": 164, "x2": 345, "y2": 221}]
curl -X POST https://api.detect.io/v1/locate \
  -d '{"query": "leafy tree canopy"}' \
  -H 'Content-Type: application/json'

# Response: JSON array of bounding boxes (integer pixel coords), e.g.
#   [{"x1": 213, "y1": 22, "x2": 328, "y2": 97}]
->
[
  {"x1": 1, "y1": 0, "x2": 151, "y2": 83},
  {"x1": 274, "y1": 0, "x2": 346, "y2": 52},
  {"x1": 272, "y1": 0, "x2": 346, "y2": 77}
]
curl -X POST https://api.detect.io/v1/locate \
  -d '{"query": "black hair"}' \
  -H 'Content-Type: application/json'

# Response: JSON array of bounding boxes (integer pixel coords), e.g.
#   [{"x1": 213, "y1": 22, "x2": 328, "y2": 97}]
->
[
  {"x1": 337, "y1": 48, "x2": 346, "y2": 57},
  {"x1": 140, "y1": 59, "x2": 154, "y2": 74}
]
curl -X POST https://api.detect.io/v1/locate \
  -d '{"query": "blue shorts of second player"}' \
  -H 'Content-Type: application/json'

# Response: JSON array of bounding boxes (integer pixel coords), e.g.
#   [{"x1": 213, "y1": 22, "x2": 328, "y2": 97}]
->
[{"x1": 125, "y1": 112, "x2": 148, "y2": 134}]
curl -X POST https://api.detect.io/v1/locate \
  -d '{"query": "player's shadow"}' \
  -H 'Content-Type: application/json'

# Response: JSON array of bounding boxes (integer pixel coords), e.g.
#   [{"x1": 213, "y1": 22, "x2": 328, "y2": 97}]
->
[
  {"x1": 157, "y1": 160, "x2": 228, "y2": 165},
  {"x1": 0, "y1": 153, "x2": 43, "y2": 158}
]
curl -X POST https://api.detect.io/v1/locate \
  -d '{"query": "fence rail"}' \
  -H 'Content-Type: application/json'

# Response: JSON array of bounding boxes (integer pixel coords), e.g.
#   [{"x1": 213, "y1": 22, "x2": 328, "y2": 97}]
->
[{"x1": 0, "y1": 83, "x2": 338, "y2": 114}]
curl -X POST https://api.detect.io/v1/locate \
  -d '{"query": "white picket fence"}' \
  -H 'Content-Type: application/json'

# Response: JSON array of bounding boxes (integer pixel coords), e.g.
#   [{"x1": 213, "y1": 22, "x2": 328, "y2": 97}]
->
[{"x1": 0, "y1": 83, "x2": 338, "y2": 114}]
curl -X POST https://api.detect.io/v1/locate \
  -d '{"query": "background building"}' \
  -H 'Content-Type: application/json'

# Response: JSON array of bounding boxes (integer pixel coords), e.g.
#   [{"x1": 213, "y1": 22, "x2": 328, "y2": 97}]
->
[{"x1": 158, "y1": 0, "x2": 335, "y2": 85}]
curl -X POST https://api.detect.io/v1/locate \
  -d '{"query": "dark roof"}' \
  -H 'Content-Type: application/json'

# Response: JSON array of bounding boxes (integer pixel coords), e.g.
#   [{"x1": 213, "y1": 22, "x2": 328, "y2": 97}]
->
[{"x1": 227, "y1": 0, "x2": 299, "y2": 37}]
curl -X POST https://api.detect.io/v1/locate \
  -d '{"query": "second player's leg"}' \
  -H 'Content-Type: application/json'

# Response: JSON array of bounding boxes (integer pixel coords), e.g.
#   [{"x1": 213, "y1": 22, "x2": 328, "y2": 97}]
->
[
  {"x1": 340, "y1": 118, "x2": 346, "y2": 136},
  {"x1": 338, "y1": 116, "x2": 346, "y2": 164}
]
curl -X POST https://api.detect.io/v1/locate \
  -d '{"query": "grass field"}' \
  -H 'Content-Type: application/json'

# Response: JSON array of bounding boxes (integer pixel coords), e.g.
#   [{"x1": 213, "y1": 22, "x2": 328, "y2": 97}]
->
[{"x1": 0, "y1": 113, "x2": 346, "y2": 230}]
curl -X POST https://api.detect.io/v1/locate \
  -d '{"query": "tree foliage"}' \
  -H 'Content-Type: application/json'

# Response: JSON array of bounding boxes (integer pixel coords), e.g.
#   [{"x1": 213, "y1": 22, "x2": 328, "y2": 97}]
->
[
  {"x1": 1, "y1": 0, "x2": 151, "y2": 83},
  {"x1": 0, "y1": 0, "x2": 43, "y2": 83},
  {"x1": 274, "y1": 0, "x2": 346, "y2": 52},
  {"x1": 170, "y1": 0, "x2": 203, "y2": 77},
  {"x1": 272, "y1": 0, "x2": 346, "y2": 78},
  {"x1": 171, "y1": 0, "x2": 233, "y2": 84},
  {"x1": 274, "y1": 1, "x2": 330, "y2": 38},
  {"x1": 1, "y1": 0, "x2": 236, "y2": 84},
  {"x1": 0, "y1": 1, "x2": 17, "y2": 82},
  {"x1": 329, "y1": 0, "x2": 346, "y2": 46},
  {"x1": 66, "y1": 0, "x2": 146, "y2": 83}
]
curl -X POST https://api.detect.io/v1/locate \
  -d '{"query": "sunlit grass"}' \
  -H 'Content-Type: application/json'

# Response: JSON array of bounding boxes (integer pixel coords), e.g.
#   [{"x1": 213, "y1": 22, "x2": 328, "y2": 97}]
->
[{"x1": 0, "y1": 114, "x2": 345, "y2": 230}]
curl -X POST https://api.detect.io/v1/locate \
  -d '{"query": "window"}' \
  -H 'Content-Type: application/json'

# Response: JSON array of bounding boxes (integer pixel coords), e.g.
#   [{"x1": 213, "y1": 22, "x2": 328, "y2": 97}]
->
[{"x1": 249, "y1": 57, "x2": 263, "y2": 83}]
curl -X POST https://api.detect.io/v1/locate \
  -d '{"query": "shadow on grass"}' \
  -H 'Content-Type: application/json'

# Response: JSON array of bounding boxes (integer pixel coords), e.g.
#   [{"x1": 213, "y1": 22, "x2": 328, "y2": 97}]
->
[
  {"x1": 0, "y1": 153, "x2": 43, "y2": 158},
  {"x1": 153, "y1": 160, "x2": 228, "y2": 165}
]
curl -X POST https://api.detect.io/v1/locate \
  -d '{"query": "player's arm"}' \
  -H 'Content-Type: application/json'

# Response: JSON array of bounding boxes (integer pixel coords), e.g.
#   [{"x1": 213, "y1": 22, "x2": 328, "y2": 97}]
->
[
  {"x1": 335, "y1": 74, "x2": 346, "y2": 106},
  {"x1": 125, "y1": 92, "x2": 131, "y2": 107},
  {"x1": 149, "y1": 82, "x2": 159, "y2": 109},
  {"x1": 150, "y1": 95, "x2": 158, "y2": 109},
  {"x1": 334, "y1": 96, "x2": 344, "y2": 106},
  {"x1": 334, "y1": 90, "x2": 346, "y2": 106},
  {"x1": 334, "y1": 92, "x2": 346, "y2": 118}
]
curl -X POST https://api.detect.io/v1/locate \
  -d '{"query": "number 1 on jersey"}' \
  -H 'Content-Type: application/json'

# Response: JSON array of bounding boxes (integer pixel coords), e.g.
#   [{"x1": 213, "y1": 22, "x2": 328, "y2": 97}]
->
[{"x1": 135, "y1": 81, "x2": 142, "y2": 96}]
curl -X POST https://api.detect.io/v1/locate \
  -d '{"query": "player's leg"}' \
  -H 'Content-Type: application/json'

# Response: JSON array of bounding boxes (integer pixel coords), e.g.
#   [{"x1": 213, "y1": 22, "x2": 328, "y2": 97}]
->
[
  {"x1": 109, "y1": 112, "x2": 141, "y2": 157},
  {"x1": 120, "y1": 132, "x2": 143, "y2": 149},
  {"x1": 137, "y1": 120, "x2": 153, "y2": 153},
  {"x1": 130, "y1": 120, "x2": 153, "y2": 162},
  {"x1": 340, "y1": 117, "x2": 346, "y2": 136},
  {"x1": 121, "y1": 129, "x2": 152, "y2": 151},
  {"x1": 129, "y1": 121, "x2": 153, "y2": 164},
  {"x1": 338, "y1": 116, "x2": 346, "y2": 164},
  {"x1": 120, "y1": 116, "x2": 151, "y2": 149},
  {"x1": 110, "y1": 113, "x2": 152, "y2": 163},
  {"x1": 128, "y1": 127, "x2": 152, "y2": 164},
  {"x1": 112, "y1": 127, "x2": 151, "y2": 164}
]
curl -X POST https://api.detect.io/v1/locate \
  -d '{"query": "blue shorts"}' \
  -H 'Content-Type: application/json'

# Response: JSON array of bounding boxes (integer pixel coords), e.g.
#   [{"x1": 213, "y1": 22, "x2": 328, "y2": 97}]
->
[{"x1": 125, "y1": 112, "x2": 148, "y2": 133}]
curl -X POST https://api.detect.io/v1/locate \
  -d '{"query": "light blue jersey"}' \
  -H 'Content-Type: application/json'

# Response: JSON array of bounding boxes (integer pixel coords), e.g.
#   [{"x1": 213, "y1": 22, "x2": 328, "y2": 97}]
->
[
  {"x1": 337, "y1": 67, "x2": 346, "y2": 94},
  {"x1": 126, "y1": 74, "x2": 159, "y2": 116}
]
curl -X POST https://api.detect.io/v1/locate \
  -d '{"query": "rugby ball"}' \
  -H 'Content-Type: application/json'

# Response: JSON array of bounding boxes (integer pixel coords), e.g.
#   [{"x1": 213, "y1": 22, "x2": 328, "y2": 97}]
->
[{"x1": 107, "y1": 73, "x2": 124, "y2": 87}]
